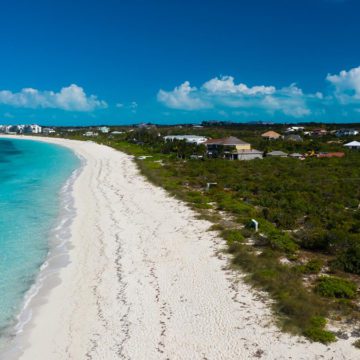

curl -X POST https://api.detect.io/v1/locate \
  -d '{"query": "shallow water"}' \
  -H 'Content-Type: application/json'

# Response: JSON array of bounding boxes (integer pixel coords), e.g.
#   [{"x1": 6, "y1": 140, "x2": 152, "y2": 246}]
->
[{"x1": 0, "y1": 138, "x2": 79, "y2": 344}]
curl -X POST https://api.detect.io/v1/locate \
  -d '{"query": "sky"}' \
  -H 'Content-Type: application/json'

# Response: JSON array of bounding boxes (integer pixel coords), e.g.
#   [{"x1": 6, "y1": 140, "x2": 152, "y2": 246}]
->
[{"x1": 0, "y1": 0, "x2": 360, "y2": 125}]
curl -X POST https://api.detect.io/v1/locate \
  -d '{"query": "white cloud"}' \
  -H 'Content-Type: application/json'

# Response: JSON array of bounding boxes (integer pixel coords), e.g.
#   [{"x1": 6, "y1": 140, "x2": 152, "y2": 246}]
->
[
  {"x1": 327, "y1": 66, "x2": 360, "y2": 103},
  {"x1": 116, "y1": 102, "x2": 124, "y2": 108},
  {"x1": 157, "y1": 81, "x2": 211, "y2": 110},
  {"x1": 130, "y1": 101, "x2": 138, "y2": 109},
  {"x1": 202, "y1": 76, "x2": 275, "y2": 95},
  {"x1": 157, "y1": 77, "x2": 312, "y2": 117},
  {"x1": 0, "y1": 84, "x2": 107, "y2": 111}
]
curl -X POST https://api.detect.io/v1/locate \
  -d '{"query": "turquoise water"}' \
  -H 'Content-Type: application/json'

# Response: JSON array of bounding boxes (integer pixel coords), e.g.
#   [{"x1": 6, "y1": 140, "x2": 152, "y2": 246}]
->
[{"x1": 0, "y1": 138, "x2": 79, "y2": 336}]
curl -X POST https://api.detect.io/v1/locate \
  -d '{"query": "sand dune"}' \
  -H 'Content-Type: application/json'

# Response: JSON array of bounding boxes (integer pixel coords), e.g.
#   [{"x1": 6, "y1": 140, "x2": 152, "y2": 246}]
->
[{"x1": 5, "y1": 137, "x2": 358, "y2": 359}]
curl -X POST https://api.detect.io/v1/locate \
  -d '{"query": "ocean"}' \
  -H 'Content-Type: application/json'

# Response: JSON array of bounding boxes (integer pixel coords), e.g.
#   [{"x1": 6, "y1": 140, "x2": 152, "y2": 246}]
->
[{"x1": 0, "y1": 138, "x2": 79, "y2": 347}]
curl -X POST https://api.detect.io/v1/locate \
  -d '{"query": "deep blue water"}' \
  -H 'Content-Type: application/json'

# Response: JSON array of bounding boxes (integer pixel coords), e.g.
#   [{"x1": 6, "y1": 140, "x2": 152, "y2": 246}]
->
[{"x1": 0, "y1": 138, "x2": 79, "y2": 334}]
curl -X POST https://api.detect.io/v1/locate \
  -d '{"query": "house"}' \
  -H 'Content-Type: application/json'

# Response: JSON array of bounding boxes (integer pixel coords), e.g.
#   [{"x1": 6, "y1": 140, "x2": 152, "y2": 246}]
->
[
  {"x1": 98, "y1": 126, "x2": 110, "y2": 133},
  {"x1": 318, "y1": 152, "x2": 345, "y2": 158},
  {"x1": 285, "y1": 134, "x2": 303, "y2": 142},
  {"x1": 205, "y1": 136, "x2": 262, "y2": 160},
  {"x1": 311, "y1": 128, "x2": 327, "y2": 137},
  {"x1": 84, "y1": 131, "x2": 98, "y2": 137},
  {"x1": 42, "y1": 127, "x2": 56, "y2": 135},
  {"x1": 261, "y1": 131, "x2": 281, "y2": 140},
  {"x1": 289, "y1": 153, "x2": 304, "y2": 159},
  {"x1": 111, "y1": 131, "x2": 124, "y2": 135},
  {"x1": 336, "y1": 129, "x2": 359, "y2": 137},
  {"x1": 267, "y1": 150, "x2": 288, "y2": 157},
  {"x1": 286, "y1": 126, "x2": 305, "y2": 133},
  {"x1": 236, "y1": 149, "x2": 263, "y2": 160},
  {"x1": 163, "y1": 135, "x2": 208, "y2": 145},
  {"x1": 344, "y1": 141, "x2": 360, "y2": 150}
]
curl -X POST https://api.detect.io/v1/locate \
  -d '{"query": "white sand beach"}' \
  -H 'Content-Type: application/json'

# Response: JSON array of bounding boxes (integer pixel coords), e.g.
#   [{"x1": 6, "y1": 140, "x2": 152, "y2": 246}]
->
[{"x1": 4, "y1": 136, "x2": 359, "y2": 359}]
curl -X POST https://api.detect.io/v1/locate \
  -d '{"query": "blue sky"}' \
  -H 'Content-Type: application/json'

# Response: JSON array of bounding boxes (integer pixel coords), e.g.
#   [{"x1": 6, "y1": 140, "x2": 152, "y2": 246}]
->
[{"x1": 0, "y1": 0, "x2": 360, "y2": 125}]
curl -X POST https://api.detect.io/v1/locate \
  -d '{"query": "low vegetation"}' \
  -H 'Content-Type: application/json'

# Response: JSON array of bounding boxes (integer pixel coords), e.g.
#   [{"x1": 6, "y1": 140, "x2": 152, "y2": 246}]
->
[{"x1": 60, "y1": 123, "x2": 360, "y2": 344}]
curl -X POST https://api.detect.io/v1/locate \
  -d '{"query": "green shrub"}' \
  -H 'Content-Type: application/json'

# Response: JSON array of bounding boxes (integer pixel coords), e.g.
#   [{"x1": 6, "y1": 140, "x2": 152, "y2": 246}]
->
[
  {"x1": 221, "y1": 229, "x2": 244, "y2": 244},
  {"x1": 268, "y1": 231, "x2": 299, "y2": 254},
  {"x1": 315, "y1": 276, "x2": 357, "y2": 299},
  {"x1": 298, "y1": 259, "x2": 324, "y2": 274},
  {"x1": 304, "y1": 327, "x2": 336, "y2": 344}
]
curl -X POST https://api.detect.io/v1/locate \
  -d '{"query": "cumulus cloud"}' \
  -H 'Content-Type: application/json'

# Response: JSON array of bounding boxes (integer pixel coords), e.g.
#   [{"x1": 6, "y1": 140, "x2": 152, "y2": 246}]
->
[
  {"x1": 202, "y1": 76, "x2": 275, "y2": 96},
  {"x1": 157, "y1": 76, "x2": 312, "y2": 117},
  {"x1": 327, "y1": 66, "x2": 360, "y2": 103},
  {"x1": 0, "y1": 84, "x2": 107, "y2": 111},
  {"x1": 157, "y1": 81, "x2": 211, "y2": 110}
]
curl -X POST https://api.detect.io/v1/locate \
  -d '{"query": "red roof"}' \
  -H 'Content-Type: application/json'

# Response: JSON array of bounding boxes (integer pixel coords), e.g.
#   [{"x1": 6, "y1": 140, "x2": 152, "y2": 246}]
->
[{"x1": 318, "y1": 152, "x2": 345, "y2": 158}]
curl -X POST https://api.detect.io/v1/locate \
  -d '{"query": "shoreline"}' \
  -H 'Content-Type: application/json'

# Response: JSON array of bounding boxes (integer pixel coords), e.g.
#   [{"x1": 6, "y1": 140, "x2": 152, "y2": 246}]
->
[
  {"x1": 0, "y1": 136, "x2": 84, "y2": 359},
  {"x1": 0, "y1": 135, "x2": 359, "y2": 359}
]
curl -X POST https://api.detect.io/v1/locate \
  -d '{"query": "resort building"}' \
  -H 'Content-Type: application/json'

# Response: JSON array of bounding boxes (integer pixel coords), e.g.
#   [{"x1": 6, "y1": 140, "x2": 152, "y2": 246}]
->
[
  {"x1": 344, "y1": 141, "x2": 360, "y2": 150},
  {"x1": 163, "y1": 135, "x2": 208, "y2": 145},
  {"x1": 205, "y1": 136, "x2": 262, "y2": 160},
  {"x1": 261, "y1": 131, "x2": 281, "y2": 140}
]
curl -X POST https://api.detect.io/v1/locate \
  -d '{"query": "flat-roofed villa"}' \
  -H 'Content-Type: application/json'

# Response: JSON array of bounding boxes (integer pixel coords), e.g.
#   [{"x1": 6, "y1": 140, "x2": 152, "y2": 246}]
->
[
  {"x1": 163, "y1": 135, "x2": 208, "y2": 145},
  {"x1": 205, "y1": 136, "x2": 263, "y2": 160},
  {"x1": 267, "y1": 150, "x2": 288, "y2": 157}
]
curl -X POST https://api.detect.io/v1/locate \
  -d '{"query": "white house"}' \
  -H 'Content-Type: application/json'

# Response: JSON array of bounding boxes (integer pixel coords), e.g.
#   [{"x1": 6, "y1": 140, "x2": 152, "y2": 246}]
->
[
  {"x1": 98, "y1": 126, "x2": 110, "y2": 133},
  {"x1": 163, "y1": 135, "x2": 208, "y2": 145},
  {"x1": 84, "y1": 131, "x2": 98, "y2": 137},
  {"x1": 344, "y1": 141, "x2": 360, "y2": 150}
]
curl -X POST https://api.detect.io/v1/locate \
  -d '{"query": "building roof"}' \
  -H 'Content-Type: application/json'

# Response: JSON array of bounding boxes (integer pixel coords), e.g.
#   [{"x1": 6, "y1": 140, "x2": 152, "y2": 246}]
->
[
  {"x1": 344, "y1": 141, "x2": 360, "y2": 147},
  {"x1": 261, "y1": 130, "x2": 281, "y2": 138},
  {"x1": 289, "y1": 153, "x2": 303, "y2": 157},
  {"x1": 285, "y1": 134, "x2": 303, "y2": 141},
  {"x1": 318, "y1": 152, "x2": 345, "y2": 158},
  {"x1": 205, "y1": 136, "x2": 250, "y2": 146},
  {"x1": 267, "y1": 150, "x2": 288, "y2": 156}
]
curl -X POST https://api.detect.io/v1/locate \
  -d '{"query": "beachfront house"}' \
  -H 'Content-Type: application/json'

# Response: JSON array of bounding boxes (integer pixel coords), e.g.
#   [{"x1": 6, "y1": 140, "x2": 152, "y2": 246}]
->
[
  {"x1": 205, "y1": 136, "x2": 262, "y2": 160},
  {"x1": 267, "y1": 150, "x2": 288, "y2": 157},
  {"x1": 344, "y1": 141, "x2": 360, "y2": 150},
  {"x1": 261, "y1": 131, "x2": 281, "y2": 140},
  {"x1": 163, "y1": 135, "x2": 208, "y2": 145}
]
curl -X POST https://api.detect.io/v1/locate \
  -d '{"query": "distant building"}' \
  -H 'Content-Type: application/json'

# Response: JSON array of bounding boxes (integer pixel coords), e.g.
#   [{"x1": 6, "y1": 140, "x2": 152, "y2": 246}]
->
[
  {"x1": 344, "y1": 141, "x2": 360, "y2": 150},
  {"x1": 261, "y1": 131, "x2": 281, "y2": 140},
  {"x1": 335, "y1": 129, "x2": 359, "y2": 137},
  {"x1": 84, "y1": 131, "x2": 98, "y2": 137},
  {"x1": 289, "y1": 153, "x2": 304, "y2": 159},
  {"x1": 205, "y1": 136, "x2": 262, "y2": 160},
  {"x1": 267, "y1": 150, "x2": 288, "y2": 157},
  {"x1": 98, "y1": 126, "x2": 110, "y2": 133},
  {"x1": 164, "y1": 135, "x2": 208, "y2": 145},
  {"x1": 318, "y1": 152, "x2": 345, "y2": 158},
  {"x1": 311, "y1": 128, "x2": 327, "y2": 137},
  {"x1": 286, "y1": 126, "x2": 305, "y2": 133},
  {"x1": 42, "y1": 127, "x2": 56, "y2": 135},
  {"x1": 285, "y1": 134, "x2": 303, "y2": 142}
]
